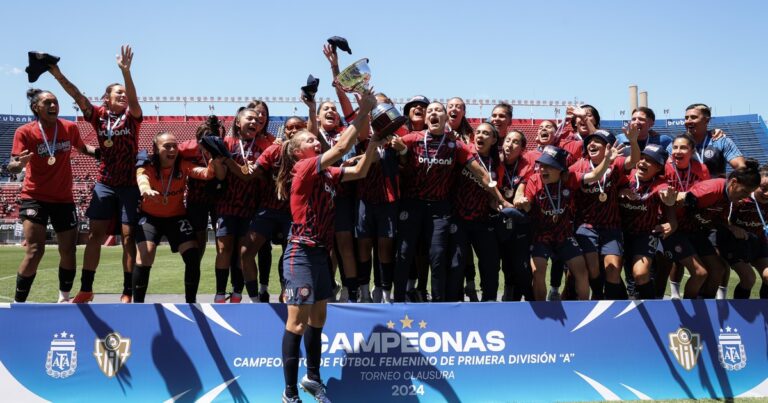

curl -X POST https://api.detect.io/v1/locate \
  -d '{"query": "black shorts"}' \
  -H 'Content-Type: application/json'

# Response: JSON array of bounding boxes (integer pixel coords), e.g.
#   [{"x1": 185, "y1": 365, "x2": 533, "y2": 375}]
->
[
  {"x1": 135, "y1": 213, "x2": 195, "y2": 253},
  {"x1": 19, "y1": 199, "x2": 77, "y2": 232},
  {"x1": 187, "y1": 202, "x2": 217, "y2": 232}
]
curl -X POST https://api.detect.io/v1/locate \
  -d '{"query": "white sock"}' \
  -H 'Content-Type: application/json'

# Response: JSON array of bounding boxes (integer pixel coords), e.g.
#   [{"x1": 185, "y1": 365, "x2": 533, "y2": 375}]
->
[
  {"x1": 382, "y1": 289, "x2": 392, "y2": 303},
  {"x1": 58, "y1": 291, "x2": 70, "y2": 301},
  {"x1": 716, "y1": 286, "x2": 727, "y2": 300},
  {"x1": 250, "y1": 296, "x2": 260, "y2": 303},
  {"x1": 670, "y1": 282, "x2": 681, "y2": 299},
  {"x1": 407, "y1": 279, "x2": 416, "y2": 291}
]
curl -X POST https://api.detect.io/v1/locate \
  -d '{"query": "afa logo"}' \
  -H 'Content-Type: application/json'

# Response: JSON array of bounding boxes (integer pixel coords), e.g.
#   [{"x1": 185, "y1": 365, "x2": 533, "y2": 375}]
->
[
  {"x1": 94, "y1": 332, "x2": 131, "y2": 378},
  {"x1": 669, "y1": 327, "x2": 702, "y2": 371},
  {"x1": 718, "y1": 326, "x2": 746, "y2": 371},
  {"x1": 45, "y1": 331, "x2": 77, "y2": 379}
]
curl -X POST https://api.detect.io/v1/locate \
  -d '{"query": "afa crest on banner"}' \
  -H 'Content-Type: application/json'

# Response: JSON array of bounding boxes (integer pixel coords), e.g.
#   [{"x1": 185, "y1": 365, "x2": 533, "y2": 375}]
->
[
  {"x1": 93, "y1": 332, "x2": 131, "y2": 378},
  {"x1": 669, "y1": 327, "x2": 702, "y2": 371},
  {"x1": 45, "y1": 331, "x2": 77, "y2": 379},
  {"x1": 718, "y1": 326, "x2": 747, "y2": 371}
]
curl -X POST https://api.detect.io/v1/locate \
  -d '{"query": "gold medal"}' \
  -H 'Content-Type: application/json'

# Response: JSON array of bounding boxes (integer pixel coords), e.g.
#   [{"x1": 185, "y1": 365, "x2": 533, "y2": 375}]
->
[
  {"x1": 241, "y1": 164, "x2": 250, "y2": 175},
  {"x1": 599, "y1": 192, "x2": 608, "y2": 202},
  {"x1": 504, "y1": 189, "x2": 514, "y2": 199},
  {"x1": 47, "y1": 156, "x2": 56, "y2": 165},
  {"x1": 553, "y1": 215, "x2": 559, "y2": 223},
  {"x1": 162, "y1": 196, "x2": 168, "y2": 206},
  {"x1": 104, "y1": 139, "x2": 114, "y2": 148},
  {"x1": 488, "y1": 180, "x2": 497, "y2": 188}
]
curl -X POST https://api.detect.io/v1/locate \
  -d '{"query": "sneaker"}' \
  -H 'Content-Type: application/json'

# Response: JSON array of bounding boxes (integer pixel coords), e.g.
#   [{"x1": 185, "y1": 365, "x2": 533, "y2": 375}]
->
[
  {"x1": 547, "y1": 288, "x2": 561, "y2": 301},
  {"x1": 120, "y1": 294, "x2": 132, "y2": 303},
  {"x1": 300, "y1": 375, "x2": 331, "y2": 402},
  {"x1": 282, "y1": 390, "x2": 303, "y2": 403},
  {"x1": 464, "y1": 286, "x2": 479, "y2": 302},
  {"x1": 214, "y1": 293, "x2": 227, "y2": 303},
  {"x1": 258, "y1": 291, "x2": 270, "y2": 303},
  {"x1": 406, "y1": 289, "x2": 423, "y2": 303},
  {"x1": 371, "y1": 287, "x2": 383, "y2": 303},
  {"x1": 70, "y1": 291, "x2": 94, "y2": 304},
  {"x1": 229, "y1": 292, "x2": 242, "y2": 303}
]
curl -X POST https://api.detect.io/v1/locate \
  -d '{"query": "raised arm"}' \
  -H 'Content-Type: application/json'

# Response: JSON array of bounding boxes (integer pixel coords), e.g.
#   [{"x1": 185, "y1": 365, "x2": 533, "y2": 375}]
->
[
  {"x1": 319, "y1": 90, "x2": 376, "y2": 170},
  {"x1": 303, "y1": 95, "x2": 319, "y2": 137},
  {"x1": 117, "y1": 45, "x2": 142, "y2": 119},
  {"x1": 48, "y1": 65, "x2": 93, "y2": 119},
  {"x1": 323, "y1": 44, "x2": 355, "y2": 120},
  {"x1": 341, "y1": 139, "x2": 384, "y2": 182},
  {"x1": 583, "y1": 143, "x2": 625, "y2": 184},
  {"x1": 622, "y1": 122, "x2": 641, "y2": 170}
]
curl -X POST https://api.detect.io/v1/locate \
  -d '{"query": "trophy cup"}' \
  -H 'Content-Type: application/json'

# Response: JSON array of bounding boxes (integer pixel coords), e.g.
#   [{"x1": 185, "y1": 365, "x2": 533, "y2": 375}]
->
[
  {"x1": 334, "y1": 58, "x2": 371, "y2": 94},
  {"x1": 371, "y1": 103, "x2": 406, "y2": 140}
]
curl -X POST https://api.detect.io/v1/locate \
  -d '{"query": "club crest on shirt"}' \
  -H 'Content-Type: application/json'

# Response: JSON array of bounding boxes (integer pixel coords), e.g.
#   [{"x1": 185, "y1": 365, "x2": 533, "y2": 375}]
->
[
  {"x1": 718, "y1": 326, "x2": 746, "y2": 371},
  {"x1": 704, "y1": 149, "x2": 715, "y2": 159},
  {"x1": 562, "y1": 189, "x2": 570, "y2": 197},
  {"x1": 93, "y1": 332, "x2": 131, "y2": 378},
  {"x1": 449, "y1": 224, "x2": 458, "y2": 234},
  {"x1": 399, "y1": 211, "x2": 409, "y2": 221},
  {"x1": 25, "y1": 208, "x2": 37, "y2": 217},
  {"x1": 448, "y1": 141, "x2": 456, "y2": 149},
  {"x1": 46, "y1": 331, "x2": 77, "y2": 379}
]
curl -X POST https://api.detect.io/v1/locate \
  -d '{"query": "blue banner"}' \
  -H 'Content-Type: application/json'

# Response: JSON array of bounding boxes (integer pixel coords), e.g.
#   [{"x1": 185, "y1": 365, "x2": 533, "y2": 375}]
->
[{"x1": 0, "y1": 300, "x2": 767, "y2": 402}]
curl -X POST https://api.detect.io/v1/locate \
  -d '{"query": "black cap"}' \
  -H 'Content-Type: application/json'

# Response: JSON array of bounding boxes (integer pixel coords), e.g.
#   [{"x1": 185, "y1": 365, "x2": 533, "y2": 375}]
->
[
  {"x1": 403, "y1": 95, "x2": 430, "y2": 117},
  {"x1": 583, "y1": 129, "x2": 616, "y2": 148},
  {"x1": 25, "y1": 51, "x2": 60, "y2": 83},
  {"x1": 536, "y1": 145, "x2": 569, "y2": 171},
  {"x1": 301, "y1": 74, "x2": 320, "y2": 102},
  {"x1": 327, "y1": 36, "x2": 352, "y2": 54},
  {"x1": 641, "y1": 143, "x2": 668, "y2": 166}
]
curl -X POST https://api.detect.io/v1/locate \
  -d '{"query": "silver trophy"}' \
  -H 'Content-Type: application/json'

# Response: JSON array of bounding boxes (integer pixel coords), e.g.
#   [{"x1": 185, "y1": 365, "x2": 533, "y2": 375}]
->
[{"x1": 334, "y1": 58, "x2": 371, "y2": 94}]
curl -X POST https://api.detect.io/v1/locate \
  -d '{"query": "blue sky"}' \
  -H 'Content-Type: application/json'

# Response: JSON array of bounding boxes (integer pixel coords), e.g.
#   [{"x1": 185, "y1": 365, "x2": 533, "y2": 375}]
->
[{"x1": 0, "y1": 0, "x2": 766, "y2": 121}]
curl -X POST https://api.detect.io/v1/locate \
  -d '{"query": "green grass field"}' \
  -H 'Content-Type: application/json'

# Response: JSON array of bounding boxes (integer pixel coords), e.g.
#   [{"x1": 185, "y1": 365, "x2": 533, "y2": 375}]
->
[{"x1": 0, "y1": 244, "x2": 763, "y2": 302}]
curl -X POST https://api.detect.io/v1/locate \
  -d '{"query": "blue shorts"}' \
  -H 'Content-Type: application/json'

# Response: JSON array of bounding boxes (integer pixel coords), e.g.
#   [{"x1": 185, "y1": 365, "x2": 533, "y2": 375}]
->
[
  {"x1": 135, "y1": 214, "x2": 195, "y2": 253},
  {"x1": 531, "y1": 236, "x2": 583, "y2": 262},
  {"x1": 712, "y1": 229, "x2": 750, "y2": 264},
  {"x1": 187, "y1": 202, "x2": 217, "y2": 232},
  {"x1": 355, "y1": 199, "x2": 396, "y2": 239},
  {"x1": 283, "y1": 242, "x2": 333, "y2": 305},
  {"x1": 334, "y1": 196, "x2": 355, "y2": 233},
  {"x1": 660, "y1": 232, "x2": 697, "y2": 261},
  {"x1": 86, "y1": 182, "x2": 140, "y2": 225},
  {"x1": 624, "y1": 233, "x2": 660, "y2": 259},
  {"x1": 575, "y1": 225, "x2": 623, "y2": 256},
  {"x1": 250, "y1": 208, "x2": 291, "y2": 242},
  {"x1": 215, "y1": 215, "x2": 250, "y2": 238}
]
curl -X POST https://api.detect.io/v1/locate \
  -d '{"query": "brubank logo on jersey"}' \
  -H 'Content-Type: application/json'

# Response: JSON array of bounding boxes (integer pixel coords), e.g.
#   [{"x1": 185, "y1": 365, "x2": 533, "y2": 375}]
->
[
  {"x1": 97, "y1": 127, "x2": 131, "y2": 138},
  {"x1": 320, "y1": 313, "x2": 505, "y2": 355},
  {"x1": 718, "y1": 326, "x2": 746, "y2": 371},
  {"x1": 46, "y1": 331, "x2": 77, "y2": 379},
  {"x1": 418, "y1": 155, "x2": 454, "y2": 166}
]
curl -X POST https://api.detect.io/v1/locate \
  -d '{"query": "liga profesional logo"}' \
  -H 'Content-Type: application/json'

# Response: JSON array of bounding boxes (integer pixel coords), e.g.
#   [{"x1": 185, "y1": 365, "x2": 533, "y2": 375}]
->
[
  {"x1": 46, "y1": 331, "x2": 77, "y2": 379},
  {"x1": 668, "y1": 327, "x2": 702, "y2": 371},
  {"x1": 93, "y1": 332, "x2": 131, "y2": 378},
  {"x1": 718, "y1": 326, "x2": 746, "y2": 371}
]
